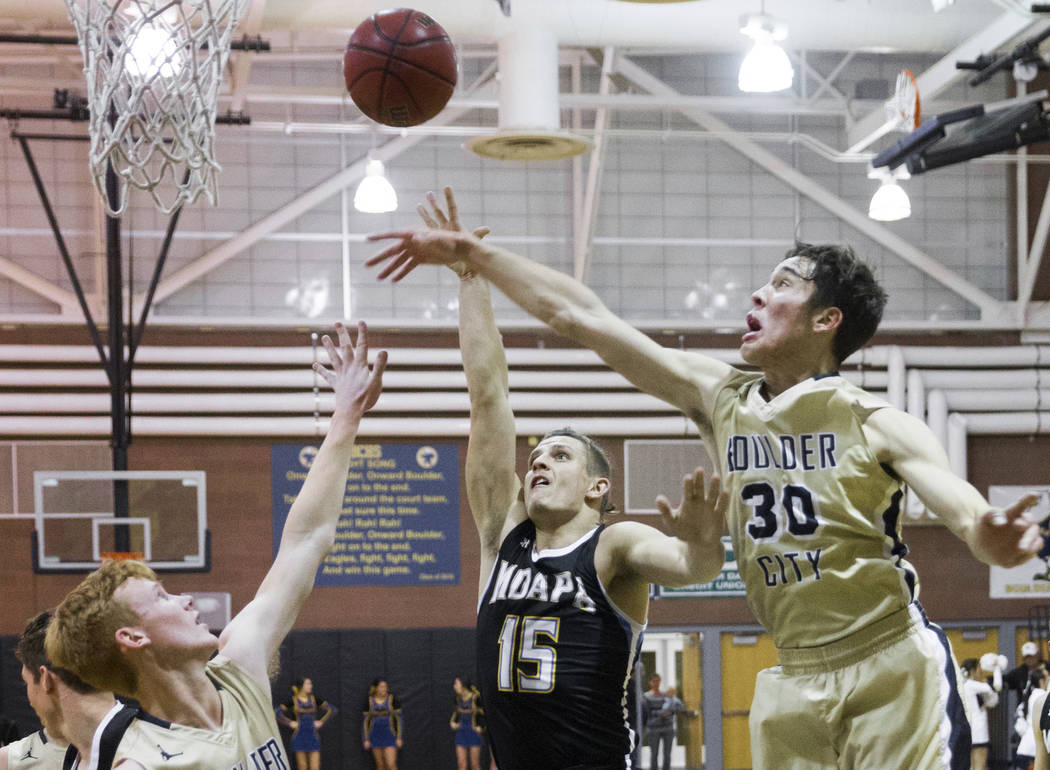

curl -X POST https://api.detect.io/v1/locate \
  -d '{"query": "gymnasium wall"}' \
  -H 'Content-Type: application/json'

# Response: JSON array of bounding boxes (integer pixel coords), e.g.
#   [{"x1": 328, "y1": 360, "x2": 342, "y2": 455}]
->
[{"x1": 3, "y1": 428, "x2": 1048, "y2": 637}]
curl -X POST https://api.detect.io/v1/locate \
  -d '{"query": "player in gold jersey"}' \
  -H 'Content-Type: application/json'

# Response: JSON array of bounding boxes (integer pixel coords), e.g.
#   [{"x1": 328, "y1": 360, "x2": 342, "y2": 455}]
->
[
  {"x1": 44, "y1": 323, "x2": 386, "y2": 770},
  {"x1": 369, "y1": 189, "x2": 1042, "y2": 769}
]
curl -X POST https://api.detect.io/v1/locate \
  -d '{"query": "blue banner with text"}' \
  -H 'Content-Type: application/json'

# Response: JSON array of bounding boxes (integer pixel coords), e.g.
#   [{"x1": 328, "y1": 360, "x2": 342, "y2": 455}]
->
[{"x1": 271, "y1": 443, "x2": 460, "y2": 586}]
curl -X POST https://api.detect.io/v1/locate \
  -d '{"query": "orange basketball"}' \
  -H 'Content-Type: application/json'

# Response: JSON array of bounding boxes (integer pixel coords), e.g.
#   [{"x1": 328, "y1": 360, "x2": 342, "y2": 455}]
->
[{"x1": 343, "y1": 8, "x2": 457, "y2": 127}]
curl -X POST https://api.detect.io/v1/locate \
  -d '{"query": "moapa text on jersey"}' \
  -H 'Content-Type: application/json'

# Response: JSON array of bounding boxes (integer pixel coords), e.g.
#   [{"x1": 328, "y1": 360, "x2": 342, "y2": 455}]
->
[
  {"x1": 488, "y1": 560, "x2": 598, "y2": 613},
  {"x1": 229, "y1": 738, "x2": 288, "y2": 770},
  {"x1": 725, "y1": 432, "x2": 837, "y2": 473}
]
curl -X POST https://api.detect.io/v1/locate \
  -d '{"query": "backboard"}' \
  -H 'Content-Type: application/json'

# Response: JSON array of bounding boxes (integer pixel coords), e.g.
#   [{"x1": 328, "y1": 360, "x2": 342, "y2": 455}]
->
[{"x1": 32, "y1": 470, "x2": 209, "y2": 572}]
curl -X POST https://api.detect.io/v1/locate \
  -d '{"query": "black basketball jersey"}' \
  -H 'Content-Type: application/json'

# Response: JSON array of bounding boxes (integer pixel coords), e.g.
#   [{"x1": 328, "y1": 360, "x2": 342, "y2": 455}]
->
[{"x1": 476, "y1": 519, "x2": 644, "y2": 770}]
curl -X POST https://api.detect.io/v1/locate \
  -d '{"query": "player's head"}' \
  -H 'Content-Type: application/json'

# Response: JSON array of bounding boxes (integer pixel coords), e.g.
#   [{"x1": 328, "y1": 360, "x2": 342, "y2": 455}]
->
[
  {"x1": 526, "y1": 428, "x2": 612, "y2": 519},
  {"x1": 16, "y1": 611, "x2": 97, "y2": 739},
  {"x1": 47, "y1": 559, "x2": 215, "y2": 697},
  {"x1": 743, "y1": 242, "x2": 886, "y2": 368}
]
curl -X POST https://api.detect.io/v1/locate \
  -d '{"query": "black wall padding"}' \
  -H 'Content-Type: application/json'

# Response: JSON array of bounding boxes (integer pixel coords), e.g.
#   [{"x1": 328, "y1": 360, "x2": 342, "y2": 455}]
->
[
  {"x1": 2, "y1": 628, "x2": 487, "y2": 769},
  {"x1": 0, "y1": 635, "x2": 38, "y2": 740},
  {"x1": 273, "y1": 627, "x2": 486, "y2": 770}
]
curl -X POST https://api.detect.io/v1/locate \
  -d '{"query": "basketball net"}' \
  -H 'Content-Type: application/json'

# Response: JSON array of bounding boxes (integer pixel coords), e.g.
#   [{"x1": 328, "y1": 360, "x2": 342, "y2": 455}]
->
[
  {"x1": 884, "y1": 69, "x2": 921, "y2": 133},
  {"x1": 63, "y1": 0, "x2": 248, "y2": 216}
]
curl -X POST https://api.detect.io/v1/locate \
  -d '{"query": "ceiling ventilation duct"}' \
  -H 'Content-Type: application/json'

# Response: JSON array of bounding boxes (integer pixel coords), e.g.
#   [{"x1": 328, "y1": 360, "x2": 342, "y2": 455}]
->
[{"x1": 466, "y1": 25, "x2": 590, "y2": 160}]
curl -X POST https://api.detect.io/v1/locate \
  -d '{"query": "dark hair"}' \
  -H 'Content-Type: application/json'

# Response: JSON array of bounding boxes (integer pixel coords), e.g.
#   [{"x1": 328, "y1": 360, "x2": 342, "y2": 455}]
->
[
  {"x1": 788, "y1": 242, "x2": 887, "y2": 364},
  {"x1": 540, "y1": 427, "x2": 615, "y2": 515},
  {"x1": 960, "y1": 658, "x2": 978, "y2": 674},
  {"x1": 16, "y1": 611, "x2": 97, "y2": 695}
]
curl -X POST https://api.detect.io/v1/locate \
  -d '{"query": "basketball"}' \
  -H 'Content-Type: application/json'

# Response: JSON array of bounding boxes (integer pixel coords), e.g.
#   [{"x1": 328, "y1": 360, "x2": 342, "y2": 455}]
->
[{"x1": 343, "y1": 9, "x2": 457, "y2": 127}]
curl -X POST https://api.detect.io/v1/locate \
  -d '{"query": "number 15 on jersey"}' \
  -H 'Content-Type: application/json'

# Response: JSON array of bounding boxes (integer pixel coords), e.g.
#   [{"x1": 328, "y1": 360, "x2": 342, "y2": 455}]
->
[{"x1": 497, "y1": 615, "x2": 560, "y2": 693}]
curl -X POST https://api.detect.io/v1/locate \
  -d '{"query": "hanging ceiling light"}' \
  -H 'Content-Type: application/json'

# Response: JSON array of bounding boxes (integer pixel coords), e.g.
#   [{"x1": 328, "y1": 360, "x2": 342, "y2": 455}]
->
[
  {"x1": 738, "y1": 12, "x2": 793, "y2": 93},
  {"x1": 354, "y1": 158, "x2": 397, "y2": 214},
  {"x1": 867, "y1": 167, "x2": 911, "y2": 222}
]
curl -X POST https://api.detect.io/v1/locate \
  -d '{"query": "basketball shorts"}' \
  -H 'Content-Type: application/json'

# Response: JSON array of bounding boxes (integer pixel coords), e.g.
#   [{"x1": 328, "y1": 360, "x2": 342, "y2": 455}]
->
[{"x1": 749, "y1": 603, "x2": 971, "y2": 770}]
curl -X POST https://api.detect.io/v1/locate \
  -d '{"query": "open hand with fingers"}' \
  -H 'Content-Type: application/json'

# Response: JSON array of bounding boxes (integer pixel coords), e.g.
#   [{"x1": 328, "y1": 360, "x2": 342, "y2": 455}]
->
[
  {"x1": 367, "y1": 186, "x2": 488, "y2": 281},
  {"x1": 971, "y1": 492, "x2": 1043, "y2": 567},
  {"x1": 414, "y1": 187, "x2": 490, "y2": 277},
  {"x1": 313, "y1": 321, "x2": 387, "y2": 432},
  {"x1": 655, "y1": 467, "x2": 728, "y2": 548}
]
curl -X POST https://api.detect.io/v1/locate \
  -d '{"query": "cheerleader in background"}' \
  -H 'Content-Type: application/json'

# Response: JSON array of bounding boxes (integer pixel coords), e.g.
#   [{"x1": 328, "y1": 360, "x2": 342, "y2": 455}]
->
[
  {"x1": 450, "y1": 677, "x2": 485, "y2": 770},
  {"x1": 363, "y1": 678, "x2": 402, "y2": 770},
  {"x1": 277, "y1": 677, "x2": 335, "y2": 770}
]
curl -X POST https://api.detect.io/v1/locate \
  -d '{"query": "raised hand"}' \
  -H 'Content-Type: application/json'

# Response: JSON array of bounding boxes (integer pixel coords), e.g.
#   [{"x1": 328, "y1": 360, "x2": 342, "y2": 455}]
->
[
  {"x1": 313, "y1": 321, "x2": 387, "y2": 424},
  {"x1": 415, "y1": 187, "x2": 490, "y2": 277},
  {"x1": 367, "y1": 187, "x2": 487, "y2": 282},
  {"x1": 655, "y1": 467, "x2": 727, "y2": 547},
  {"x1": 971, "y1": 492, "x2": 1042, "y2": 567}
]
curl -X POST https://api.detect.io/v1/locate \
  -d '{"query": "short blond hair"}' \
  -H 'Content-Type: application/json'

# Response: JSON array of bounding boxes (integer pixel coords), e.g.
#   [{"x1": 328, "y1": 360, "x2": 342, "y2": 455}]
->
[{"x1": 45, "y1": 559, "x2": 158, "y2": 696}]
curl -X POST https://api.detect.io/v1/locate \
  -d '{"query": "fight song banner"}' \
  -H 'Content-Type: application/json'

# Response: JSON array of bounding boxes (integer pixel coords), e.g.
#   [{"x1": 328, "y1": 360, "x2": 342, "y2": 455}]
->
[
  {"x1": 988, "y1": 485, "x2": 1050, "y2": 598},
  {"x1": 271, "y1": 443, "x2": 460, "y2": 586}
]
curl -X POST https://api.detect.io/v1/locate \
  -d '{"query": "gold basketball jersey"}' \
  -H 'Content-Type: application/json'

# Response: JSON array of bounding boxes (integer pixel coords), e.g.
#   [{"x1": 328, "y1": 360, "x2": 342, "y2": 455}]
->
[
  {"x1": 710, "y1": 371, "x2": 915, "y2": 649},
  {"x1": 6, "y1": 730, "x2": 67, "y2": 769},
  {"x1": 107, "y1": 656, "x2": 289, "y2": 770}
]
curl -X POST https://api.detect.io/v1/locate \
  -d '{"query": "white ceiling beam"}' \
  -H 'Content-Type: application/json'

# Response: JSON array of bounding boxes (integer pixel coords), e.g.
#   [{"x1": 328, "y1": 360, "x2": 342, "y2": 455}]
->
[
  {"x1": 1019, "y1": 167, "x2": 1050, "y2": 321},
  {"x1": 0, "y1": 256, "x2": 78, "y2": 312},
  {"x1": 574, "y1": 46, "x2": 614, "y2": 282},
  {"x1": 614, "y1": 54, "x2": 1005, "y2": 321},
  {"x1": 803, "y1": 51, "x2": 855, "y2": 105},
  {"x1": 846, "y1": 10, "x2": 1044, "y2": 153},
  {"x1": 226, "y1": 0, "x2": 268, "y2": 113}
]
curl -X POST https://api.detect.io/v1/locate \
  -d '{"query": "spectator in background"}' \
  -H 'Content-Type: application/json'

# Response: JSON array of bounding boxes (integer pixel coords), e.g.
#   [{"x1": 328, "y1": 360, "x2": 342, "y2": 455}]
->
[
  {"x1": 961, "y1": 658, "x2": 999, "y2": 770},
  {"x1": 1007, "y1": 642, "x2": 1044, "y2": 701},
  {"x1": 641, "y1": 675, "x2": 671, "y2": 770},
  {"x1": 277, "y1": 677, "x2": 335, "y2": 770},
  {"x1": 649, "y1": 684, "x2": 688, "y2": 770}
]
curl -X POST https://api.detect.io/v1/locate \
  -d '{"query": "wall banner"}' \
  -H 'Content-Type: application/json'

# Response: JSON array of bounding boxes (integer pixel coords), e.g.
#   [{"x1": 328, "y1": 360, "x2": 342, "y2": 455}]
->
[{"x1": 272, "y1": 443, "x2": 459, "y2": 586}]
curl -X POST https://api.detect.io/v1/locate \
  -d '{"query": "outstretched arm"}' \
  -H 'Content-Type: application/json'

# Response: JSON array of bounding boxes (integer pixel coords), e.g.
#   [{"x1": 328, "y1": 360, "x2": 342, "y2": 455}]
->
[
  {"x1": 218, "y1": 322, "x2": 386, "y2": 687},
  {"x1": 416, "y1": 191, "x2": 524, "y2": 592},
  {"x1": 597, "y1": 467, "x2": 727, "y2": 622},
  {"x1": 866, "y1": 408, "x2": 1041, "y2": 567},
  {"x1": 367, "y1": 189, "x2": 732, "y2": 424}
]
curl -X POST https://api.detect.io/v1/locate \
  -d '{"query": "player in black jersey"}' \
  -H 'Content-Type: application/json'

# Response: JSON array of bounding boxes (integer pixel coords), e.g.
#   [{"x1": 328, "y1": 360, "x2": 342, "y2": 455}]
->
[{"x1": 410, "y1": 190, "x2": 727, "y2": 770}]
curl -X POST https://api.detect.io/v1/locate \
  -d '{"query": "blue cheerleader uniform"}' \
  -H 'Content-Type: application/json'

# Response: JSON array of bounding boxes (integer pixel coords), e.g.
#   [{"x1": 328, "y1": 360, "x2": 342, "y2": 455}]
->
[
  {"x1": 277, "y1": 693, "x2": 334, "y2": 753},
  {"x1": 363, "y1": 694, "x2": 402, "y2": 748},
  {"x1": 452, "y1": 691, "x2": 484, "y2": 748}
]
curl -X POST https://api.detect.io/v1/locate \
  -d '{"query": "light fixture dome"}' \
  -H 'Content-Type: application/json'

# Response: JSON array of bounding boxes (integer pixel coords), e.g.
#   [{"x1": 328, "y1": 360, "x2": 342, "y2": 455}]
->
[
  {"x1": 738, "y1": 12, "x2": 793, "y2": 94},
  {"x1": 738, "y1": 38, "x2": 794, "y2": 93},
  {"x1": 868, "y1": 178, "x2": 911, "y2": 221},
  {"x1": 354, "y1": 159, "x2": 397, "y2": 214}
]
